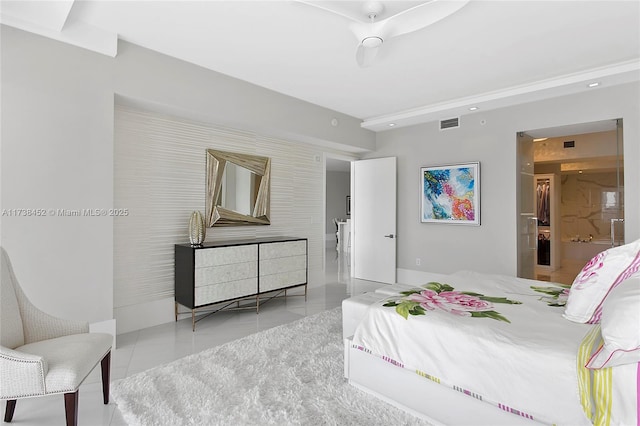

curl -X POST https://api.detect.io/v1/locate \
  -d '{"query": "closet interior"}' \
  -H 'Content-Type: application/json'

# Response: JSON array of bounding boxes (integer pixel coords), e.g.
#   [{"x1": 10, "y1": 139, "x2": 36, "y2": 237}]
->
[{"x1": 535, "y1": 174, "x2": 559, "y2": 273}]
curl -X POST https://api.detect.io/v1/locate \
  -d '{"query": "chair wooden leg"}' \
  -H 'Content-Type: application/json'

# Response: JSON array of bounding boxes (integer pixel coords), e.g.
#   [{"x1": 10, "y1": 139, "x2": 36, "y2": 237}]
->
[
  {"x1": 4, "y1": 399, "x2": 16, "y2": 422},
  {"x1": 101, "y1": 350, "x2": 111, "y2": 404},
  {"x1": 64, "y1": 391, "x2": 78, "y2": 426}
]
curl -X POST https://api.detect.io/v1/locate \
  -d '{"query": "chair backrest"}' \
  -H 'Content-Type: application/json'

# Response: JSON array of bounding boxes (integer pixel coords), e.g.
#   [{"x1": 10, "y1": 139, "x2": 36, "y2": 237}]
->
[{"x1": 1, "y1": 247, "x2": 25, "y2": 349}]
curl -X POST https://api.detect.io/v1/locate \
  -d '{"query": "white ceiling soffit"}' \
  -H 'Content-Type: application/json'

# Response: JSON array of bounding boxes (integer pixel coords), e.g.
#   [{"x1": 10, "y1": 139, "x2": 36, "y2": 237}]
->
[
  {"x1": 2, "y1": 1, "x2": 639, "y2": 133},
  {"x1": 364, "y1": 60, "x2": 640, "y2": 132},
  {"x1": 0, "y1": 0, "x2": 117, "y2": 57}
]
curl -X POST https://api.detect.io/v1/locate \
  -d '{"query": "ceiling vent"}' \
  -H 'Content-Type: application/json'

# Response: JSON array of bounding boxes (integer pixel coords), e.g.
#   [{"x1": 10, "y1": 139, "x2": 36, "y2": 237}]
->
[{"x1": 439, "y1": 117, "x2": 460, "y2": 130}]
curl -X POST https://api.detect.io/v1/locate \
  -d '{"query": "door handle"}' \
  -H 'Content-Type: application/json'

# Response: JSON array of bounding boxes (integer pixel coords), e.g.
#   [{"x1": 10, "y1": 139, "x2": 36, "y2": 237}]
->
[
  {"x1": 528, "y1": 217, "x2": 538, "y2": 250},
  {"x1": 384, "y1": 234, "x2": 395, "y2": 239}
]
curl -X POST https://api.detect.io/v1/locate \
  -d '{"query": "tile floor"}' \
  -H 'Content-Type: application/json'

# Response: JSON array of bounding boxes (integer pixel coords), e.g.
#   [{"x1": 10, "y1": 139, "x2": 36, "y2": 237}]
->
[
  {"x1": 8, "y1": 249, "x2": 384, "y2": 426},
  {"x1": 535, "y1": 259, "x2": 586, "y2": 285}
]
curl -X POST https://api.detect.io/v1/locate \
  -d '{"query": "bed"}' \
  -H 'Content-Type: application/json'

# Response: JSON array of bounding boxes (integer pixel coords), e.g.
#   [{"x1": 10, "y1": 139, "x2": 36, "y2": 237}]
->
[{"x1": 343, "y1": 242, "x2": 640, "y2": 426}]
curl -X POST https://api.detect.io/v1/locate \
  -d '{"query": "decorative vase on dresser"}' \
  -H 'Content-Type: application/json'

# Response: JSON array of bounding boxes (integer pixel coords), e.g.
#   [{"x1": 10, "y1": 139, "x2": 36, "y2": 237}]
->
[
  {"x1": 188, "y1": 210, "x2": 206, "y2": 246},
  {"x1": 174, "y1": 236, "x2": 308, "y2": 330}
]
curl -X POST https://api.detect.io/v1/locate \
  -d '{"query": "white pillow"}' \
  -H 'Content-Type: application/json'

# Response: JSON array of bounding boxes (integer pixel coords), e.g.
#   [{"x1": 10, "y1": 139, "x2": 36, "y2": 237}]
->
[
  {"x1": 564, "y1": 238, "x2": 640, "y2": 323},
  {"x1": 586, "y1": 277, "x2": 640, "y2": 369}
]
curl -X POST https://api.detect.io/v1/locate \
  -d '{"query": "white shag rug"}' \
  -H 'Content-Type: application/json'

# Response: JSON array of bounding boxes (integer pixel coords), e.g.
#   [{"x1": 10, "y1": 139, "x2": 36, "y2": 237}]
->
[{"x1": 112, "y1": 308, "x2": 432, "y2": 425}]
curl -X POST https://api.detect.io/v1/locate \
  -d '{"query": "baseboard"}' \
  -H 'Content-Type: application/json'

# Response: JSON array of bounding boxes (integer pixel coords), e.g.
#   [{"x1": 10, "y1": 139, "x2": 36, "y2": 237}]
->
[
  {"x1": 90, "y1": 318, "x2": 117, "y2": 348},
  {"x1": 396, "y1": 268, "x2": 450, "y2": 285},
  {"x1": 114, "y1": 297, "x2": 175, "y2": 335}
]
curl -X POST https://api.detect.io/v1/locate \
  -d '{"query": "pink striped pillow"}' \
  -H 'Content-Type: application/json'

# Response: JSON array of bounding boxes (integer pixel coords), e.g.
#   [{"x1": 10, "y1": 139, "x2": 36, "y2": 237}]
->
[
  {"x1": 586, "y1": 277, "x2": 640, "y2": 369},
  {"x1": 564, "y1": 238, "x2": 640, "y2": 324}
]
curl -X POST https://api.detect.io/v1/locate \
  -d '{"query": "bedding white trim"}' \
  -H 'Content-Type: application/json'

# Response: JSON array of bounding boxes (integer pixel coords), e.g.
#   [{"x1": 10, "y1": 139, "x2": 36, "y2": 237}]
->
[{"x1": 344, "y1": 336, "x2": 541, "y2": 425}]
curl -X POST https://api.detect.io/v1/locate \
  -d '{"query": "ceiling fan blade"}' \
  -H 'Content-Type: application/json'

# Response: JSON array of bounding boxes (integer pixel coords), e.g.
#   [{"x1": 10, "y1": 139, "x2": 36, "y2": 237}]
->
[
  {"x1": 296, "y1": 0, "x2": 359, "y2": 23},
  {"x1": 381, "y1": 0, "x2": 470, "y2": 39},
  {"x1": 356, "y1": 43, "x2": 380, "y2": 68}
]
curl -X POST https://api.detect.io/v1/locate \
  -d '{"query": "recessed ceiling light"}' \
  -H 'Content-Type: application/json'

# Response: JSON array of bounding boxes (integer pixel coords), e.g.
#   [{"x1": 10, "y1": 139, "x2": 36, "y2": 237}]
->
[
  {"x1": 468, "y1": 106, "x2": 478, "y2": 111},
  {"x1": 533, "y1": 138, "x2": 548, "y2": 142},
  {"x1": 588, "y1": 82, "x2": 600, "y2": 88},
  {"x1": 579, "y1": 170, "x2": 583, "y2": 174},
  {"x1": 388, "y1": 123, "x2": 396, "y2": 127}
]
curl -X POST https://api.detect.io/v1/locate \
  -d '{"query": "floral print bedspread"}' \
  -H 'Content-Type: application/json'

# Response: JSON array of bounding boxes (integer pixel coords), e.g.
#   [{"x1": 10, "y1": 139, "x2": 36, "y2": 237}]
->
[{"x1": 352, "y1": 270, "x2": 593, "y2": 426}]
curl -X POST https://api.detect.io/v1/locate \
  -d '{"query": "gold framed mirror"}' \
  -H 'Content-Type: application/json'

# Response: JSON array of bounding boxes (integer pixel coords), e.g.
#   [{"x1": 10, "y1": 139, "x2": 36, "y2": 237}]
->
[{"x1": 205, "y1": 149, "x2": 271, "y2": 226}]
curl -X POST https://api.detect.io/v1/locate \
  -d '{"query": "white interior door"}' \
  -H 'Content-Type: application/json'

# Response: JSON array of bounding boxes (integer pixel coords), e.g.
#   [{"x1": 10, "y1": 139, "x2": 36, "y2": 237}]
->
[{"x1": 353, "y1": 157, "x2": 396, "y2": 284}]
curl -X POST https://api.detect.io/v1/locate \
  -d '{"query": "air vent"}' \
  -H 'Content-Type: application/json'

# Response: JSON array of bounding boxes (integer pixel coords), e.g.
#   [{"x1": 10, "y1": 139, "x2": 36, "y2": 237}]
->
[
  {"x1": 439, "y1": 117, "x2": 460, "y2": 130},
  {"x1": 564, "y1": 140, "x2": 575, "y2": 148}
]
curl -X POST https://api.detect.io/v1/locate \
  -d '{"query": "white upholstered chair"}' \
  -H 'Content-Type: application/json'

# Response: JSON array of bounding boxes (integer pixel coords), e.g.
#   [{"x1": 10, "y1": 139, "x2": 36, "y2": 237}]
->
[{"x1": 0, "y1": 247, "x2": 113, "y2": 426}]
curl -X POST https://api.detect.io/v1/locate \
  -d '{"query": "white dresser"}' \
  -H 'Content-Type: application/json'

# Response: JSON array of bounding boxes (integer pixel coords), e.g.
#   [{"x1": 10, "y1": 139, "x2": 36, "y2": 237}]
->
[{"x1": 175, "y1": 237, "x2": 307, "y2": 330}]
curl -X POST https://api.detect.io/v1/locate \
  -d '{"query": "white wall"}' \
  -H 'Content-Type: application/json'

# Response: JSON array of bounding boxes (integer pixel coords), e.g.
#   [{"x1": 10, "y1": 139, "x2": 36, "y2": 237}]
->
[
  {"x1": 1, "y1": 26, "x2": 114, "y2": 323},
  {"x1": 374, "y1": 82, "x2": 639, "y2": 278},
  {"x1": 1, "y1": 25, "x2": 374, "y2": 331}
]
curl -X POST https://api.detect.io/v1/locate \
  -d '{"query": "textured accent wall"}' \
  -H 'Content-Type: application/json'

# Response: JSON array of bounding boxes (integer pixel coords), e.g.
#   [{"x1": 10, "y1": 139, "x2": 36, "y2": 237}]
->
[{"x1": 114, "y1": 105, "x2": 327, "y2": 309}]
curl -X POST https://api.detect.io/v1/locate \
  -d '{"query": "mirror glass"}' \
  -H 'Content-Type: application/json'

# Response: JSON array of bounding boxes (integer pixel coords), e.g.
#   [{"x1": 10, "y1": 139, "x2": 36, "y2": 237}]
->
[
  {"x1": 206, "y1": 149, "x2": 271, "y2": 226},
  {"x1": 217, "y1": 163, "x2": 257, "y2": 216}
]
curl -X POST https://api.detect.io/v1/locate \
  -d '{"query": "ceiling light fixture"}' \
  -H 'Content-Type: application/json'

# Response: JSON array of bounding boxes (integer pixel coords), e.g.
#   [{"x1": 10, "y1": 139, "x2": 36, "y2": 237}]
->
[
  {"x1": 388, "y1": 123, "x2": 396, "y2": 127},
  {"x1": 361, "y1": 36, "x2": 383, "y2": 49},
  {"x1": 588, "y1": 82, "x2": 600, "y2": 88},
  {"x1": 468, "y1": 106, "x2": 478, "y2": 111},
  {"x1": 533, "y1": 138, "x2": 548, "y2": 142}
]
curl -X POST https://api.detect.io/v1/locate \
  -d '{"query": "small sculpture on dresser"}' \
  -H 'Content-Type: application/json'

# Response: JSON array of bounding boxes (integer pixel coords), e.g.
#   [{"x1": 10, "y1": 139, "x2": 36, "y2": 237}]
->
[{"x1": 189, "y1": 210, "x2": 206, "y2": 246}]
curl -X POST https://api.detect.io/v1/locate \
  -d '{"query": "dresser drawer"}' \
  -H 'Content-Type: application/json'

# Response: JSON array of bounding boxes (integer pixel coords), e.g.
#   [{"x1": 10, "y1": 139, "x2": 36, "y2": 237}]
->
[
  {"x1": 260, "y1": 270, "x2": 307, "y2": 293},
  {"x1": 259, "y1": 240, "x2": 306, "y2": 260},
  {"x1": 195, "y1": 245, "x2": 257, "y2": 267},
  {"x1": 194, "y1": 278, "x2": 257, "y2": 305},
  {"x1": 259, "y1": 254, "x2": 306, "y2": 277},
  {"x1": 195, "y1": 261, "x2": 257, "y2": 287}
]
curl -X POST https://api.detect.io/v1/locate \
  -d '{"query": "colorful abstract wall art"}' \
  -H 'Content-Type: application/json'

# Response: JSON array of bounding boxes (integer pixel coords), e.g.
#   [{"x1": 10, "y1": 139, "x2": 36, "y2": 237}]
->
[{"x1": 420, "y1": 162, "x2": 480, "y2": 225}]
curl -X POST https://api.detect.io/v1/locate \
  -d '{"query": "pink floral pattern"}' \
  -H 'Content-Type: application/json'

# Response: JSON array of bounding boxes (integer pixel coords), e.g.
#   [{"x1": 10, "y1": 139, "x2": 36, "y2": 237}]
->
[
  {"x1": 407, "y1": 290, "x2": 494, "y2": 317},
  {"x1": 572, "y1": 251, "x2": 607, "y2": 290},
  {"x1": 383, "y1": 282, "x2": 521, "y2": 323}
]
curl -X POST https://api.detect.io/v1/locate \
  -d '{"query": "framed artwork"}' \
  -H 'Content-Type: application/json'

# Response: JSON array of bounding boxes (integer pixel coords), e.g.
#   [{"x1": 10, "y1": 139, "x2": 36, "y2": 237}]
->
[
  {"x1": 346, "y1": 195, "x2": 351, "y2": 216},
  {"x1": 420, "y1": 162, "x2": 480, "y2": 225}
]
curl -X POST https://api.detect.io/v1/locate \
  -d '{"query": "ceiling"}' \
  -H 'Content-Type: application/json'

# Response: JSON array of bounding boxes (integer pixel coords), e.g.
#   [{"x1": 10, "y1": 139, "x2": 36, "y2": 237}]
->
[{"x1": 2, "y1": 1, "x2": 639, "y2": 132}]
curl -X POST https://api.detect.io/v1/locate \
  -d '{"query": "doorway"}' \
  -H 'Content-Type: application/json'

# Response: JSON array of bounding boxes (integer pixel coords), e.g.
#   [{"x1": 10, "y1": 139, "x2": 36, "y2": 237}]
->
[
  {"x1": 324, "y1": 156, "x2": 352, "y2": 279},
  {"x1": 517, "y1": 119, "x2": 624, "y2": 284}
]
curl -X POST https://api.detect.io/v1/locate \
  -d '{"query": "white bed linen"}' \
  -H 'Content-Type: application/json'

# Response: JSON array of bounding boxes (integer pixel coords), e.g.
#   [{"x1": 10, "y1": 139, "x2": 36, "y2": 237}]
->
[{"x1": 352, "y1": 270, "x2": 593, "y2": 425}]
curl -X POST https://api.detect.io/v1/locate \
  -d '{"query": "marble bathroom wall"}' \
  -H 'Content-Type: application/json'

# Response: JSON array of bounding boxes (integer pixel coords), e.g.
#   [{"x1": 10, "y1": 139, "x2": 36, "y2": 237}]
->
[{"x1": 560, "y1": 171, "x2": 624, "y2": 242}]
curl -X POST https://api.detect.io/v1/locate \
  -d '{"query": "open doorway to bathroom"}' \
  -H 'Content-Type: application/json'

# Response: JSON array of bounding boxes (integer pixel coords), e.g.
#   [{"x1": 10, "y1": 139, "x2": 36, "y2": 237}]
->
[{"x1": 518, "y1": 119, "x2": 624, "y2": 285}]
